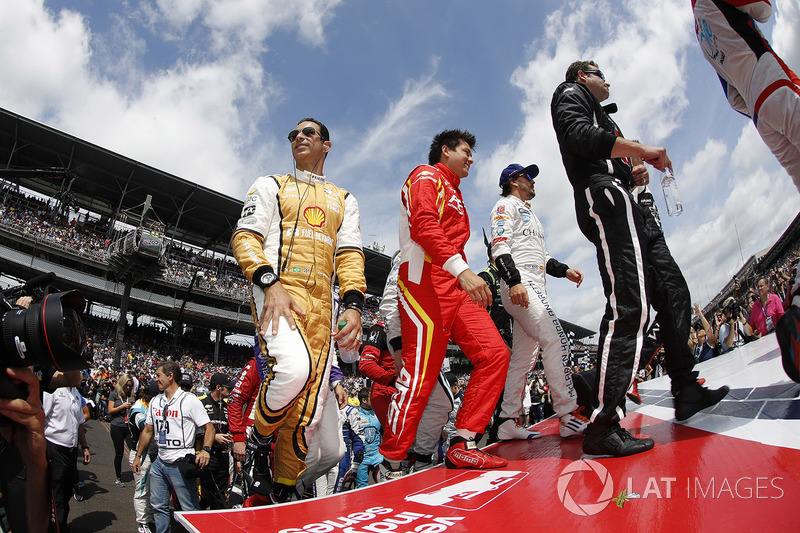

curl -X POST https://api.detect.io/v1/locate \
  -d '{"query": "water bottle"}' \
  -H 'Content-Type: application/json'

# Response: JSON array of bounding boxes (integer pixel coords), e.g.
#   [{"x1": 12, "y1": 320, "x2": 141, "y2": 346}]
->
[{"x1": 660, "y1": 168, "x2": 683, "y2": 217}]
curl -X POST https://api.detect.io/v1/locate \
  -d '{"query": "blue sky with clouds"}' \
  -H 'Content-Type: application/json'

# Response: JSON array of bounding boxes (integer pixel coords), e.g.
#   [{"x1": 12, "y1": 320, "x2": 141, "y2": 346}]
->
[{"x1": 2, "y1": 0, "x2": 799, "y2": 336}]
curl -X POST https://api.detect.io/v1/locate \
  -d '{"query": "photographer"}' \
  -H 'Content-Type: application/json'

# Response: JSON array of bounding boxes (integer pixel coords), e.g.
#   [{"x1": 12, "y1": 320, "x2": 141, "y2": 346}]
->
[
  {"x1": 132, "y1": 361, "x2": 214, "y2": 533},
  {"x1": 716, "y1": 298, "x2": 756, "y2": 355},
  {"x1": 0, "y1": 278, "x2": 90, "y2": 533},
  {"x1": 0, "y1": 367, "x2": 50, "y2": 533}
]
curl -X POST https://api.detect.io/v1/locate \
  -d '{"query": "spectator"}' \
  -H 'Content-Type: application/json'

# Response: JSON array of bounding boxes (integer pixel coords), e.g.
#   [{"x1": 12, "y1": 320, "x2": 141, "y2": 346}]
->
[
  {"x1": 693, "y1": 303, "x2": 717, "y2": 362},
  {"x1": 335, "y1": 400, "x2": 364, "y2": 493},
  {"x1": 108, "y1": 373, "x2": 134, "y2": 487},
  {"x1": 693, "y1": 323, "x2": 716, "y2": 363},
  {"x1": 443, "y1": 373, "x2": 463, "y2": 446},
  {"x1": 354, "y1": 388, "x2": 382, "y2": 488},
  {"x1": 750, "y1": 277, "x2": 785, "y2": 338},
  {"x1": 530, "y1": 376, "x2": 545, "y2": 424}
]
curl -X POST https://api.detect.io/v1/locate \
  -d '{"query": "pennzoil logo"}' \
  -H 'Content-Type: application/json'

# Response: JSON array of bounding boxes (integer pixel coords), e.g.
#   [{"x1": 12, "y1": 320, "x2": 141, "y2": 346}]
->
[{"x1": 304, "y1": 206, "x2": 326, "y2": 227}]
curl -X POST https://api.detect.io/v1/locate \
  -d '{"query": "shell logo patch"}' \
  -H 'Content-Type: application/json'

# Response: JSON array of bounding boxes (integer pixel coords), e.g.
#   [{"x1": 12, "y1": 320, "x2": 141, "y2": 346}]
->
[{"x1": 304, "y1": 206, "x2": 326, "y2": 227}]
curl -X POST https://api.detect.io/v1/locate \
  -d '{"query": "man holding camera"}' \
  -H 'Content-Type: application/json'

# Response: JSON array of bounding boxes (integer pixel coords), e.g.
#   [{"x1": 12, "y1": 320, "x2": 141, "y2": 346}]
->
[{"x1": 133, "y1": 361, "x2": 215, "y2": 533}]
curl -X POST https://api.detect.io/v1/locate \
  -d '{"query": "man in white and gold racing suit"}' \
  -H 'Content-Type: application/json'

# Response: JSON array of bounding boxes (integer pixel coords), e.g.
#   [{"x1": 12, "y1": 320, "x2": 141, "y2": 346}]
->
[{"x1": 232, "y1": 117, "x2": 366, "y2": 503}]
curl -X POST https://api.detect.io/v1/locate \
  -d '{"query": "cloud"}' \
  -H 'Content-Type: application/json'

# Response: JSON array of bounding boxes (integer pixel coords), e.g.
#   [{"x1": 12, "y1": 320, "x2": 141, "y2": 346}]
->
[
  {"x1": 0, "y1": 0, "x2": 346, "y2": 199},
  {"x1": 331, "y1": 60, "x2": 450, "y2": 257},
  {"x1": 335, "y1": 59, "x2": 449, "y2": 178},
  {"x1": 0, "y1": 1, "x2": 92, "y2": 119},
  {"x1": 773, "y1": 0, "x2": 800, "y2": 72},
  {"x1": 147, "y1": 0, "x2": 342, "y2": 52}
]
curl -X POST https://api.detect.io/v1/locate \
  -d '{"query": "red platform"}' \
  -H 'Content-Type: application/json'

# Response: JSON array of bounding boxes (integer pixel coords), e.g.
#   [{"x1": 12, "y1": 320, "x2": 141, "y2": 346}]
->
[{"x1": 177, "y1": 335, "x2": 800, "y2": 533}]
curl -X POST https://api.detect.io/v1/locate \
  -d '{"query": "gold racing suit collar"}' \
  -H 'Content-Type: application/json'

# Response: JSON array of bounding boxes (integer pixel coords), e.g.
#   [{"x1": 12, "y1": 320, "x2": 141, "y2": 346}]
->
[{"x1": 294, "y1": 169, "x2": 326, "y2": 185}]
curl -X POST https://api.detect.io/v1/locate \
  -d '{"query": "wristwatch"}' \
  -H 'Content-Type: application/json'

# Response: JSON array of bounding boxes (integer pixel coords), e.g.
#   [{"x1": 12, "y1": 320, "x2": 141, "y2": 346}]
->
[
  {"x1": 202, "y1": 446, "x2": 212, "y2": 453},
  {"x1": 257, "y1": 271, "x2": 279, "y2": 289}
]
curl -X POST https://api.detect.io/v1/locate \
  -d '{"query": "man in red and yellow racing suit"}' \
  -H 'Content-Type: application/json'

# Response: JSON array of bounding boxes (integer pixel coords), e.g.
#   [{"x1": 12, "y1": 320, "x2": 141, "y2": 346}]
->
[
  {"x1": 232, "y1": 118, "x2": 366, "y2": 502},
  {"x1": 375, "y1": 129, "x2": 509, "y2": 481}
]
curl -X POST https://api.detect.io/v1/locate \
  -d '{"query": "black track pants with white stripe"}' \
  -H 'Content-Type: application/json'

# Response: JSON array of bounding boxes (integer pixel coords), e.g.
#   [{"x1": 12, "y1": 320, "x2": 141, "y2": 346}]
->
[
  {"x1": 641, "y1": 208, "x2": 698, "y2": 395},
  {"x1": 575, "y1": 178, "x2": 698, "y2": 434}
]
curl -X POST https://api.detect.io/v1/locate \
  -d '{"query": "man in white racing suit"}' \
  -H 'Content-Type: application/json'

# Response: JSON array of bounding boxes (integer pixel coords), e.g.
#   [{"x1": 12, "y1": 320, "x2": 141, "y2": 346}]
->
[
  {"x1": 693, "y1": 0, "x2": 800, "y2": 189},
  {"x1": 490, "y1": 163, "x2": 589, "y2": 440}
]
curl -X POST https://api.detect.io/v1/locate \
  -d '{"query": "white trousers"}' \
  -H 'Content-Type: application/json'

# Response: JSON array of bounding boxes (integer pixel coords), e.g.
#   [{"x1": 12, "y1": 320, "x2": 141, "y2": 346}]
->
[{"x1": 500, "y1": 279, "x2": 578, "y2": 419}]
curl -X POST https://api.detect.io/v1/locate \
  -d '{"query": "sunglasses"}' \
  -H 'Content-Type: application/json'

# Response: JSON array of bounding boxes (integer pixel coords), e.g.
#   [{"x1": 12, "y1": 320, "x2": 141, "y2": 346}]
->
[
  {"x1": 583, "y1": 69, "x2": 605, "y2": 81},
  {"x1": 288, "y1": 126, "x2": 321, "y2": 143}
]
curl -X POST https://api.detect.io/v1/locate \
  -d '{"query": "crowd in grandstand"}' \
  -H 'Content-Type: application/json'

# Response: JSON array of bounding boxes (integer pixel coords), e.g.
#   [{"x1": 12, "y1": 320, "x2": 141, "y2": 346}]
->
[{"x1": 0, "y1": 187, "x2": 252, "y2": 301}]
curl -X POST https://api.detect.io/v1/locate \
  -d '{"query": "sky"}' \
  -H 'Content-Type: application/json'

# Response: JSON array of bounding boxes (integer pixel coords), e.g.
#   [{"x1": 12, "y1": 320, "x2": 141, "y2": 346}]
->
[{"x1": 1, "y1": 0, "x2": 799, "y2": 338}]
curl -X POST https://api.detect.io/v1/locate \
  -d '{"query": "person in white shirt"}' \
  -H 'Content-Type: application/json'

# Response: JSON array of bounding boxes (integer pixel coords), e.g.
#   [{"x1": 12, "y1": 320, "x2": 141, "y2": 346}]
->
[
  {"x1": 43, "y1": 385, "x2": 92, "y2": 533},
  {"x1": 132, "y1": 361, "x2": 214, "y2": 533}
]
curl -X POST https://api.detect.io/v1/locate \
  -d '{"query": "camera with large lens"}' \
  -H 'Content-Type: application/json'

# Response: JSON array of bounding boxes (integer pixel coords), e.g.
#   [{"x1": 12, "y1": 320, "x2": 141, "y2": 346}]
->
[
  {"x1": 0, "y1": 273, "x2": 90, "y2": 399},
  {"x1": 723, "y1": 297, "x2": 743, "y2": 320}
]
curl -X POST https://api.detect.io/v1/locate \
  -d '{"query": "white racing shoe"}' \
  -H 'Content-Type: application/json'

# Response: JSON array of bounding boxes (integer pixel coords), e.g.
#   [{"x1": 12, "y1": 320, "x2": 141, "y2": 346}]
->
[
  {"x1": 559, "y1": 409, "x2": 590, "y2": 438},
  {"x1": 496, "y1": 418, "x2": 542, "y2": 441}
]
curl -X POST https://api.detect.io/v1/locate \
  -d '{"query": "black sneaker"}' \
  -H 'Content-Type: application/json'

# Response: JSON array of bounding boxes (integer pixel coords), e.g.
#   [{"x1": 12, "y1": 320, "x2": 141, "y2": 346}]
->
[
  {"x1": 674, "y1": 382, "x2": 729, "y2": 421},
  {"x1": 582, "y1": 426, "x2": 655, "y2": 457},
  {"x1": 73, "y1": 482, "x2": 85, "y2": 502}
]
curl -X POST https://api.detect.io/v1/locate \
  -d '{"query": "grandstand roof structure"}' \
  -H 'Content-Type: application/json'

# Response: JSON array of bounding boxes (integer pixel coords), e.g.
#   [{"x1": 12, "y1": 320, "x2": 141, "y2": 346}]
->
[{"x1": 0, "y1": 106, "x2": 391, "y2": 296}]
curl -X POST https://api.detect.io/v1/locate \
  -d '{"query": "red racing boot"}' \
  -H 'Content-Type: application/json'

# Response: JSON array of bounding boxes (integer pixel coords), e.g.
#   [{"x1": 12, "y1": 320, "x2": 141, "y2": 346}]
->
[{"x1": 445, "y1": 437, "x2": 508, "y2": 469}]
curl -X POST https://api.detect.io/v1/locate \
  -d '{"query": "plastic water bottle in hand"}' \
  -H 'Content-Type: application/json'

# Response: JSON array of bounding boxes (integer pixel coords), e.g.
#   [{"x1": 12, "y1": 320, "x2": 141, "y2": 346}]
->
[{"x1": 661, "y1": 168, "x2": 683, "y2": 217}]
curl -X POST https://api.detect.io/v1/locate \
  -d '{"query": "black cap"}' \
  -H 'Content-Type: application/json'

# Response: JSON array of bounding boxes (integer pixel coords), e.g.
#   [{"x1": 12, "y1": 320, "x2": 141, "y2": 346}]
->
[
  {"x1": 209, "y1": 372, "x2": 234, "y2": 389},
  {"x1": 147, "y1": 380, "x2": 160, "y2": 396}
]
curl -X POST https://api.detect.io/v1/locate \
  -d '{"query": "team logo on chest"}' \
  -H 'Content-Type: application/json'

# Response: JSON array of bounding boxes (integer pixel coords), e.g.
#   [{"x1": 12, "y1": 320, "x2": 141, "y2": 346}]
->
[
  {"x1": 304, "y1": 206, "x2": 326, "y2": 227},
  {"x1": 446, "y1": 194, "x2": 464, "y2": 214}
]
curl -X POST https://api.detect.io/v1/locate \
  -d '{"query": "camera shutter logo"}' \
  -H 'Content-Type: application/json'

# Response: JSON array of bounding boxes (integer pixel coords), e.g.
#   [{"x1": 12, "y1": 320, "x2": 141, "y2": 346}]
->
[{"x1": 557, "y1": 459, "x2": 614, "y2": 516}]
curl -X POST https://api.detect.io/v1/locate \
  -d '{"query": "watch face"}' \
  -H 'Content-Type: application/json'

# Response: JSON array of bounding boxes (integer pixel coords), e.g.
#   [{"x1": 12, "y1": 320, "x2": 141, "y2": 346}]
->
[{"x1": 261, "y1": 272, "x2": 277, "y2": 286}]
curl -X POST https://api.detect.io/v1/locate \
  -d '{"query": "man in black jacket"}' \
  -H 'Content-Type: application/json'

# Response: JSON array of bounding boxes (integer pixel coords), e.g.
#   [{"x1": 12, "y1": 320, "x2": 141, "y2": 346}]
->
[{"x1": 550, "y1": 60, "x2": 728, "y2": 457}]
